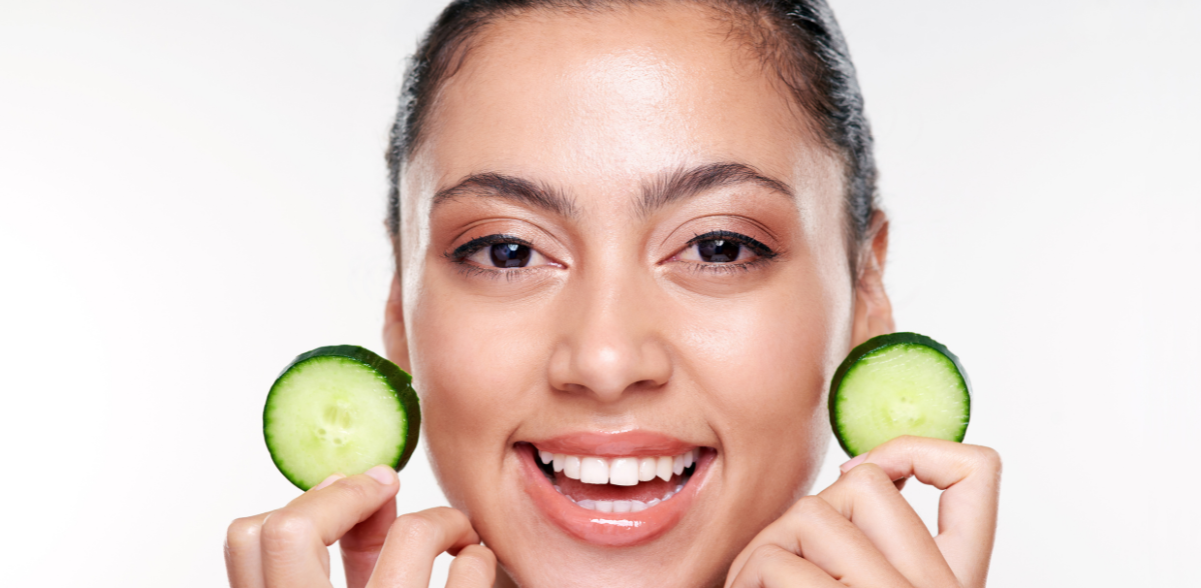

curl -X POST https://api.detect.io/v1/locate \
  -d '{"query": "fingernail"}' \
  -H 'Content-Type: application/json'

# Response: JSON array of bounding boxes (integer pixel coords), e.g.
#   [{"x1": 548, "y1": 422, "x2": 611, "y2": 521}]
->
[
  {"x1": 366, "y1": 465, "x2": 396, "y2": 485},
  {"x1": 839, "y1": 453, "x2": 869, "y2": 473},
  {"x1": 312, "y1": 473, "x2": 345, "y2": 491}
]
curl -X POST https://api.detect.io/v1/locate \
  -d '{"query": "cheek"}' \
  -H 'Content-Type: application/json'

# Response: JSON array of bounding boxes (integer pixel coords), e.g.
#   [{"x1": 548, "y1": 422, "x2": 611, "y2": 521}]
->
[
  {"x1": 671, "y1": 265, "x2": 844, "y2": 489},
  {"x1": 678, "y1": 281, "x2": 841, "y2": 410},
  {"x1": 405, "y1": 273, "x2": 554, "y2": 503}
]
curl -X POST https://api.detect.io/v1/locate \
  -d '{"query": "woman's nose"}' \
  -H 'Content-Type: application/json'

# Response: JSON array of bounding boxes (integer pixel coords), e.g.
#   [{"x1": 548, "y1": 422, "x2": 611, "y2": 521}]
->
[{"x1": 547, "y1": 274, "x2": 673, "y2": 403}]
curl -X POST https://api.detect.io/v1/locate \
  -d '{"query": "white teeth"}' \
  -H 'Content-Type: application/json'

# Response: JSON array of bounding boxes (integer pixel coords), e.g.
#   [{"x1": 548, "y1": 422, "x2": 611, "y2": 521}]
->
[
  {"x1": 560, "y1": 491, "x2": 674, "y2": 512},
  {"x1": 609, "y1": 458, "x2": 639, "y2": 486},
  {"x1": 657, "y1": 456, "x2": 673, "y2": 481},
  {"x1": 638, "y1": 457, "x2": 657, "y2": 481},
  {"x1": 536, "y1": 447, "x2": 703, "y2": 486},
  {"x1": 576, "y1": 499, "x2": 643, "y2": 513},
  {"x1": 580, "y1": 457, "x2": 609, "y2": 484}
]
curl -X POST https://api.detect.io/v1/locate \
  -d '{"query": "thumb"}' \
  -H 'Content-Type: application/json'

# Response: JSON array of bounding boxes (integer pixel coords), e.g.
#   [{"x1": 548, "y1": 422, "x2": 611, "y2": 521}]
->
[{"x1": 340, "y1": 476, "x2": 400, "y2": 588}]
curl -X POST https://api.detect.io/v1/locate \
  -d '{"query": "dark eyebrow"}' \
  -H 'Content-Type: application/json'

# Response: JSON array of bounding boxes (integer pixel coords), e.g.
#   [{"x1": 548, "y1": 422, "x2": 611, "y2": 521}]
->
[
  {"x1": 640, "y1": 162, "x2": 794, "y2": 216},
  {"x1": 432, "y1": 172, "x2": 578, "y2": 218}
]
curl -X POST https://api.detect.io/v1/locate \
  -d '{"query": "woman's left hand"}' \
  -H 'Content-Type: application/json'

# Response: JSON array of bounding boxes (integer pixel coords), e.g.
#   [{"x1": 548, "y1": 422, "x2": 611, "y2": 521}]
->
[{"x1": 724, "y1": 436, "x2": 1001, "y2": 588}]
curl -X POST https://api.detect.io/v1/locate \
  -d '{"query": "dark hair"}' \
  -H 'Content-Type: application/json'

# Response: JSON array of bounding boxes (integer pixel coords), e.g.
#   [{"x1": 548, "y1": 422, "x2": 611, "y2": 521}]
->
[{"x1": 386, "y1": 0, "x2": 877, "y2": 264}]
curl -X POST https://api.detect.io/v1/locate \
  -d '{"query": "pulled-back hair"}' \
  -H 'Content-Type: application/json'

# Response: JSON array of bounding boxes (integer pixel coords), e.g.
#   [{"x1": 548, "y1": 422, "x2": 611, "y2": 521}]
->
[{"x1": 386, "y1": 0, "x2": 877, "y2": 265}]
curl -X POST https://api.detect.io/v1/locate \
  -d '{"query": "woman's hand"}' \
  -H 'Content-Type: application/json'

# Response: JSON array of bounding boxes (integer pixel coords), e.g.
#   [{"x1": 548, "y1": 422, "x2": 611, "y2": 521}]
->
[
  {"x1": 724, "y1": 437, "x2": 1001, "y2": 588},
  {"x1": 224, "y1": 466, "x2": 496, "y2": 588}
]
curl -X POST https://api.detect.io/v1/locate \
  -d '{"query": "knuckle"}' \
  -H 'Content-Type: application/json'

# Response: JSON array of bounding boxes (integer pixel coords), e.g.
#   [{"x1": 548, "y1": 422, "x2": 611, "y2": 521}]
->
[
  {"x1": 331, "y1": 475, "x2": 376, "y2": 503},
  {"x1": 260, "y1": 509, "x2": 314, "y2": 549},
  {"x1": 843, "y1": 461, "x2": 893, "y2": 490},
  {"x1": 972, "y1": 445, "x2": 1003, "y2": 484},
  {"x1": 748, "y1": 544, "x2": 793, "y2": 569},
  {"x1": 433, "y1": 505, "x2": 471, "y2": 525},
  {"x1": 225, "y1": 516, "x2": 263, "y2": 551},
  {"x1": 889, "y1": 434, "x2": 925, "y2": 454},
  {"x1": 790, "y1": 495, "x2": 827, "y2": 518},
  {"x1": 975, "y1": 445, "x2": 1002, "y2": 471},
  {"x1": 391, "y1": 511, "x2": 442, "y2": 545}
]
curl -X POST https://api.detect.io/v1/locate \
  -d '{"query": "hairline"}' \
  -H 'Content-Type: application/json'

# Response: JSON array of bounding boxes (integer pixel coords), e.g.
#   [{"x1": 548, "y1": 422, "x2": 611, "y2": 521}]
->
[
  {"x1": 390, "y1": 0, "x2": 870, "y2": 274},
  {"x1": 401, "y1": 1, "x2": 831, "y2": 162}
]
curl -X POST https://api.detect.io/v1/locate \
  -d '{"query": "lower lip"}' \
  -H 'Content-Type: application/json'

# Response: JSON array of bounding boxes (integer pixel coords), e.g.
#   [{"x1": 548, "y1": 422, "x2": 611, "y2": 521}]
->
[{"x1": 517, "y1": 444, "x2": 711, "y2": 547}]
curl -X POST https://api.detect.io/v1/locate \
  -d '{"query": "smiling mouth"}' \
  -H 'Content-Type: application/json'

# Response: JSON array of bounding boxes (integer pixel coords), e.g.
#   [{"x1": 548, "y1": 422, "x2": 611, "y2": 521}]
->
[{"x1": 519, "y1": 442, "x2": 706, "y2": 513}]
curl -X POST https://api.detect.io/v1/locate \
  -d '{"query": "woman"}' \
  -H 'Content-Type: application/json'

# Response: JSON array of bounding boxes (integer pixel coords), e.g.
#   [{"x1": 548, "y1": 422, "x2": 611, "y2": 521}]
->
[{"x1": 226, "y1": 1, "x2": 1001, "y2": 586}]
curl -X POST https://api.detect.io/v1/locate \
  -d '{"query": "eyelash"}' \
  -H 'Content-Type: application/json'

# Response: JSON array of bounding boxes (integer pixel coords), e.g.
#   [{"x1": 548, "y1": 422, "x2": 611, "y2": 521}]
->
[
  {"x1": 445, "y1": 230, "x2": 778, "y2": 277},
  {"x1": 446, "y1": 234, "x2": 541, "y2": 280},
  {"x1": 679, "y1": 230, "x2": 778, "y2": 273},
  {"x1": 448, "y1": 234, "x2": 533, "y2": 260}
]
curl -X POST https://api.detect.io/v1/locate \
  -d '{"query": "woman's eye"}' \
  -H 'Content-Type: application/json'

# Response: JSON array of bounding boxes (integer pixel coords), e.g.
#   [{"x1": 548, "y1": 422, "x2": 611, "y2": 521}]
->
[
  {"x1": 695, "y1": 238, "x2": 744, "y2": 263},
  {"x1": 454, "y1": 235, "x2": 553, "y2": 269},
  {"x1": 677, "y1": 231, "x2": 773, "y2": 264},
  {"x1": 482, "y1": 242, "x2": 532, "y2": 268}
]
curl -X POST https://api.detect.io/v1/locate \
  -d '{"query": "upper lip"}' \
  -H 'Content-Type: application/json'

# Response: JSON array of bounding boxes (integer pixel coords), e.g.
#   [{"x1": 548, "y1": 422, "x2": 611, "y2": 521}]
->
[{"x1": 523, "y1": 430, "x2": 702, "y2": 457}]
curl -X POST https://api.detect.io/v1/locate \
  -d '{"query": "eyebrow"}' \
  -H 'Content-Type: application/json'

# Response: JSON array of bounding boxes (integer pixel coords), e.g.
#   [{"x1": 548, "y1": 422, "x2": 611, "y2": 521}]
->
[
  {"x1": 431, "y1": 162, "x2": 792, "y2": 219},
  {"x1": 640, "y1": 162, "x2": 794, "y2": 216},
  {"x1": 432, "y1": 172, "x2": 578, "y2": 218}
]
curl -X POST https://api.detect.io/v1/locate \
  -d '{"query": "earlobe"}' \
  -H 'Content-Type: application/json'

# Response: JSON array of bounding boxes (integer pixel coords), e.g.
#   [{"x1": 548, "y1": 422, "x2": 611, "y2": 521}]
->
[
  {"x1": 850, "y1": 211, "x2": 895, "y2": 347},
  {"x1": 383, "y1": 273, "x2": 412, "y2": 372}
]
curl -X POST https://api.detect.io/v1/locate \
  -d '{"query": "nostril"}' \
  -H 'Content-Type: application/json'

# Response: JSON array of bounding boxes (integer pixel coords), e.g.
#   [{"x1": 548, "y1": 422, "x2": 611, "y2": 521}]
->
[
  {"x1": 558, "y1": 382, "x2": 589, "y2": 395},
  {"x1": 629, "y1": 379, "x2": 666, "y2": 391},
  {"x1": 554, "y1": 378, "x2": 667, "y2": 401},
  {"x1": 547, "y1": 333, "x2": 673, "y2": 402}
]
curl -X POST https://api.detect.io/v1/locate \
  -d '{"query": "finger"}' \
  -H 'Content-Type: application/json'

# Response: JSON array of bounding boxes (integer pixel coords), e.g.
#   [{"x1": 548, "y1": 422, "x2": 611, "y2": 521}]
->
[
  {"x1": 225, "y1": 475, "x2": 344, "y2": 588},
  {"x1": 226, "y1": 511, "x2": 272, "y2": 588},
  {"x1": 727, "y1": 544, "x2": 848, "y2": 588},
  {"x1": 341, "y1": 494, "x2": 398, "y2": 588},
  {"x1": 724, "y1": 496, "x2": 912, "y2": 588},
  {"x1": 445, "y1": 544, "x2": 497, "y2": 588},
  {"x1": 848, "y1": 437, "x2": 1001, "y2": 588},
  {"x1": 261, "y1": 466, "x2": 400, "y2": 588},
  {"x1": 820, "y1": 463, "x2": 958, "y2": 588},
  {"x1": 366, "y1": 507, "x2": 481, "y2": 588}
]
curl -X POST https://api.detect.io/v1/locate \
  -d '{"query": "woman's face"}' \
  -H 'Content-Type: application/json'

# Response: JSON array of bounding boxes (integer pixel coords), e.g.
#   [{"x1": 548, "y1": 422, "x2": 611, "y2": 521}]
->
[{"x1": 387, "y1": 5, "x2": 888, "y2": 587}]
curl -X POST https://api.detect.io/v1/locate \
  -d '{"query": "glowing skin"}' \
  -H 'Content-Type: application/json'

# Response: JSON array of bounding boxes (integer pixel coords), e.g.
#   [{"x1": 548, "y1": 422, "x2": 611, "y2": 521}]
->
[
  {"x1": 385, "y1": 5, "x2": 893, "y2": 588},
  {"x1": 224, "y1": 6, "x2": 1000, "y2": 588}
]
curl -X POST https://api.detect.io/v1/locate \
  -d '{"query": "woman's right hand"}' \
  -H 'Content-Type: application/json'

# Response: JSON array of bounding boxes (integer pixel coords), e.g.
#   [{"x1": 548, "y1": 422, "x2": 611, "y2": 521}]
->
[{"x1": 225, "y1": 465, "x2": 496, "y2": 588}]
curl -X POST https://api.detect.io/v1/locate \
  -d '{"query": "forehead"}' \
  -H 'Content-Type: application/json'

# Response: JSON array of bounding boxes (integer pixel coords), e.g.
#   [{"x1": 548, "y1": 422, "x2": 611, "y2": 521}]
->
[{"x1": 412, "y1": 3, "x2": 835, "y2": 200}]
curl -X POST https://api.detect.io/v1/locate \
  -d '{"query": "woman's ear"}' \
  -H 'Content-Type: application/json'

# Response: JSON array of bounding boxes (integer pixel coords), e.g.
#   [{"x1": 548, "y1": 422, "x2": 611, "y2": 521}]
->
[
  {"x1": 850, "y1": 211, "x2": 895, "y2": 347},
  {"x1": 383, "y1": 272, "x2": 412, "y2": 372}
]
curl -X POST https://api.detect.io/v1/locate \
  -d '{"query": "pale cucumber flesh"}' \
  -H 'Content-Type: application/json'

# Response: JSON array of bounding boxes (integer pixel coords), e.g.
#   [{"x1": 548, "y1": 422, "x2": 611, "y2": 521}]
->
[
  {"x1": 831, "y1": 334, "x2": 970, "y2": 457},
  {"x1": 264, "y1": 354, "x2": 409, "y2": 490}
]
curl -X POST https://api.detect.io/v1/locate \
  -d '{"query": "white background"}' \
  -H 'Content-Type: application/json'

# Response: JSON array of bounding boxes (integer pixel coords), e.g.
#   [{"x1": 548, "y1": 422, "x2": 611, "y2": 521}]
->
[{"x1": 2, "y1": 1, "x2": 1198, "y2": 586}]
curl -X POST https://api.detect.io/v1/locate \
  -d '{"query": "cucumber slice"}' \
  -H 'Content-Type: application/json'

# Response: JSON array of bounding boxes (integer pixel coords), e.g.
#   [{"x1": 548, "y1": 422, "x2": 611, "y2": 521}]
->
[
  {"x1": 263, "y1": 345, "x2": 420, "y2": 490},
  {"x1": 829, "y1": 332, "x2": 970, "y2": 457}
]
